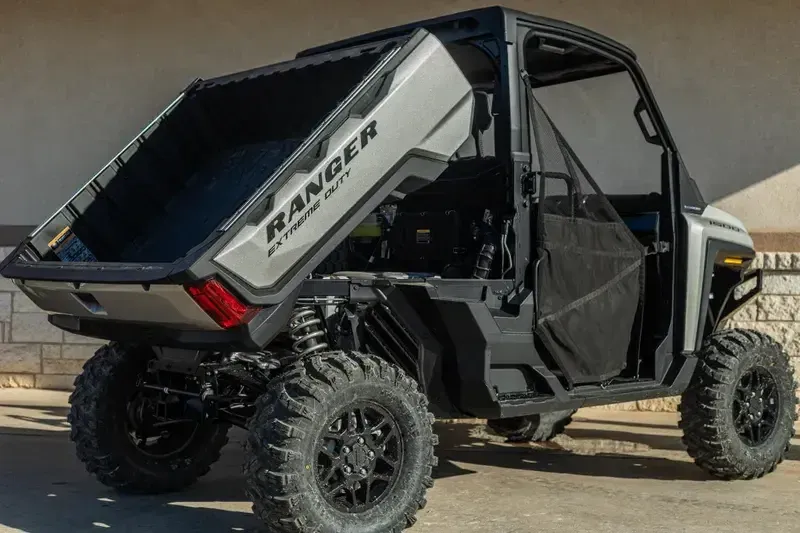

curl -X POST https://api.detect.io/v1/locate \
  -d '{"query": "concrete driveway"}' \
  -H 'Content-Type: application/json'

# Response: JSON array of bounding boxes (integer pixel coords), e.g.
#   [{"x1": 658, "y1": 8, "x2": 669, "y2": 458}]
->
[{"x1": 1, "y1": 390, "x2": 799, "y2": 533}]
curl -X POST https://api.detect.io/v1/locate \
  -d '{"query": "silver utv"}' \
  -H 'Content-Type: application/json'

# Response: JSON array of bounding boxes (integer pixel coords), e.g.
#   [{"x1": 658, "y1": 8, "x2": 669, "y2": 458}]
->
[{"x1": 1, "y1": 7, "x2": 794, "y2": 533}]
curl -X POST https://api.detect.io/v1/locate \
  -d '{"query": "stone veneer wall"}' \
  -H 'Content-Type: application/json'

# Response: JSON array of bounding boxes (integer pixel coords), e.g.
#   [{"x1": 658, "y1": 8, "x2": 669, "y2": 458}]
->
[
  {"x1": 0, "y1": 247, "x2": 106, "y2": 389},
  {"x1": 598, "y1": 252, "x2": 800, "y2": 412},
  {"x1": 1, "y1": 248, "x2": 800, "y2": 405}
]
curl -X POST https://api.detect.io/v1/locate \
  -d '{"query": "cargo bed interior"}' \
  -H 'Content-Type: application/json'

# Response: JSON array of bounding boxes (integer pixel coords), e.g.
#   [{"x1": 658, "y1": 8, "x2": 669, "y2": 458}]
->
[{"x1": 48, "y1": 48, "x2": 388, "y2": 264}]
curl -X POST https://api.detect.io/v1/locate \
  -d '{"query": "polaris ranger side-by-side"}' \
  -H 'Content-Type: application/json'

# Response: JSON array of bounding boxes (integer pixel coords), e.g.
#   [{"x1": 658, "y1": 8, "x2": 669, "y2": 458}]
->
[{"x1": 2, "y1": 7, "x2": 795, "y2": 533}]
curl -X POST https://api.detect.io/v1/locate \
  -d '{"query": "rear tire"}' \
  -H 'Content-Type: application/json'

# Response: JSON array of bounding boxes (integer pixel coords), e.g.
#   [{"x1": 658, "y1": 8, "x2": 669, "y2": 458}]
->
[
  {"x1": 68, "y1": 343, "x2": 230, "y2": 493},
  {"x1": 244, "y1": 351, "x2": 437, "y2": 533},
  {"x1": 679, "y1": 329, "x2": 797, "y2": 480},
  {"x1": 487, "y1": 409, "x2": 575, "y2": 443}
]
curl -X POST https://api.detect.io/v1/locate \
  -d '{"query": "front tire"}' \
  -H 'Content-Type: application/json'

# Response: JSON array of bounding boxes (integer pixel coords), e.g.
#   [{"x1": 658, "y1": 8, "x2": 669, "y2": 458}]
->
[
  {"x1": 244, "y1": 351, "x2": 437, "y2": 533},
  {"x1": 679, "y1": 329, "x2": 797, "y2": 480},
  {"x1": 68, "y1": 343, "x2": 230, "y2": 493}
]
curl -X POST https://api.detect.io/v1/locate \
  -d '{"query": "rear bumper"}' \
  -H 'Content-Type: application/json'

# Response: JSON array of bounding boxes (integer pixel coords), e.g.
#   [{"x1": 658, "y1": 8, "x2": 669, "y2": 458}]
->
[
  {"x1": 44, "y1": 285, "x2": 300, "y2": 351},
  {"x1": 49, "y1": 314, "x2": 244, "y2": 350},
  {"x1": 3, "y1": 239, "x2": 303, "y2": 349},
  {"x1": 17, "y1": 279, "x2": 221, "y2": 330}
]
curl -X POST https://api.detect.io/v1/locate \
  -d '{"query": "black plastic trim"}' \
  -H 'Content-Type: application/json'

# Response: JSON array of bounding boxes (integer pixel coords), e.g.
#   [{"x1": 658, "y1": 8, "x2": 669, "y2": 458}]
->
[
  {"x1": 713, "y1": 268, "x2": 762, "y2": 330},
  {"x1": 678, "y1": 155, "x2": 708, "y2": 214},
  {"x1": 49, "y1": 313, "x2": 245, "y2": 350},
  {"x1": 695, "y1": 239, "x2": 756, "y2": 350},
  {"x1": 1, "y1": 254, "x2": 175, "y2": 285},
  {"x1": 201, "y1": 36, "x2": 406, "y2": 89}
]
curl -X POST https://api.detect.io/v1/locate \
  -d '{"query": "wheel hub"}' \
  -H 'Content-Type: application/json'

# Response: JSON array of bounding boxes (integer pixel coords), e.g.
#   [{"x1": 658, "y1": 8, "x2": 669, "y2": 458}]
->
[
  {"x1": 315, "y1": 403, "x2": 402, "y2": 513},
  {"x1": 733, "y1": 366, "x2": 780, "y2": 447},
  {"x1": 124, "y1": 374, "x2": 201, "y2": 459},
  {"x1": 343, "y1": 439, "x2": 376, "y2": 476},
  {"x1": 745, "y1": 396, "x2": 765, "y2": 420}
]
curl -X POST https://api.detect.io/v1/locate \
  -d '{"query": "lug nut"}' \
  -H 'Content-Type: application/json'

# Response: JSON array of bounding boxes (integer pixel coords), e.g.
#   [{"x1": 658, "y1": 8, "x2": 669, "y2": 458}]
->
[
  {"x1": 368, "y1": 451, "x2": 375, "y2": 459},
  {"x1": 342, "y1": 446, "x2": 351, "y2": 454},
  {"x1": 360, "y1": 468, "x2": 367, "y2": 476},
  {"x1": 358, "y1": 437, "x2": 365, "y2": 444},
  {"x1": 343, "y1": 466, "x2": 352, "y2": 474}
]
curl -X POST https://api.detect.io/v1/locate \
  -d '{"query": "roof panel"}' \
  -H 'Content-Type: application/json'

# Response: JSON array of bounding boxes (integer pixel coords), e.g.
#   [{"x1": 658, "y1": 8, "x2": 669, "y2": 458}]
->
[{"x1": 297, "y1": 6, "x2": 635, "y2": 60}]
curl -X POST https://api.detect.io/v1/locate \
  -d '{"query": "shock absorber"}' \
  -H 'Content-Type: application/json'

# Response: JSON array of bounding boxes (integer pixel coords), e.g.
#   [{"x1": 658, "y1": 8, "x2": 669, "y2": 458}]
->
[
  {"x1": 288, "y1": 306, "x2": 329, "y2": 357},
  {"x1": 472, "y1": 215, "x2": 498, "y2": 280},
  {"x1": 472, "y1": 241, "x2": 497, "y2": 279}
]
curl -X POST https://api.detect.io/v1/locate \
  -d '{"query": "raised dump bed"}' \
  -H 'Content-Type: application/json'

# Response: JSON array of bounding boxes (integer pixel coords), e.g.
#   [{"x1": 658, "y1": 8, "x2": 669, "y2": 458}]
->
[
  {"x1": 22, "y1": 43, "x2": 389, "y2": 265},
  {"x1": 0, "y1": 28, "x2": 476, "y2": 327}
]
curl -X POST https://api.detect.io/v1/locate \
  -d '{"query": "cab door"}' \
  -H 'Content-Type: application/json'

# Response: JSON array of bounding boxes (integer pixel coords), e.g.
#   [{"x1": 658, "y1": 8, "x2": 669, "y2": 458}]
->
[{"x1": 520, "y1": 33, "x2": 649, "y2": 386}]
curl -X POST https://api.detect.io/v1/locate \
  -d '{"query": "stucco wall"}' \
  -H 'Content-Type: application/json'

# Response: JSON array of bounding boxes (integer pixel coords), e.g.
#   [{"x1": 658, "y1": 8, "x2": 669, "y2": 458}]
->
[{"x1": 0, "y1": 0, "x2": 798, "y2": 231}]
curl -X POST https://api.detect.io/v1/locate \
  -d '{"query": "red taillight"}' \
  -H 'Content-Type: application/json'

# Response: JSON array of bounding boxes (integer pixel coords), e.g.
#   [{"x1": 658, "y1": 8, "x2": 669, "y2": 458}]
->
[{"x1": 185, "y1": 278, "x2": 259, "y2": 329}]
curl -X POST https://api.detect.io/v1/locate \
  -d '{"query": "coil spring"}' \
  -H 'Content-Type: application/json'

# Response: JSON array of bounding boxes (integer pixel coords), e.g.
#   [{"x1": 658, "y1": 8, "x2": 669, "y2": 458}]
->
[
  {"x1": 472, "y1": 242, "x2": 496, "y2": 279},
  {"x1": 289, "y1": 306, "x2": 329, "y2": 357}
]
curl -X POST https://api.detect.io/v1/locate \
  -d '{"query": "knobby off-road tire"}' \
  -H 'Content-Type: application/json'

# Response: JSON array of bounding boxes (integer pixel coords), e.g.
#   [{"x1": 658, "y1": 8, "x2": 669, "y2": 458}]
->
[
  {"x1": 68, "y1": 342, "x2": 230, "y2": 493},
  {"x1": 487, "y1": 409, "x2": 576, "y2": 443},
  {"x1": 679, "y1": 329, "x2": 797, "y2": 480},
  {"x1": 244, "y1": 351, "x2": 437, "y2": 533}
]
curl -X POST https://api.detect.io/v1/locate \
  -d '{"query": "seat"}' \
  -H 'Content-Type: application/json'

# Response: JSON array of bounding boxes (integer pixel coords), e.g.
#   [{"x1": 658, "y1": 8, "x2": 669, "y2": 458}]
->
[
  {"x1": 399, "y1": 89, "x2": 504, "y2": 213},
  {"x1": 453, "y1": 90, "x2": 494, "y2": 160}
]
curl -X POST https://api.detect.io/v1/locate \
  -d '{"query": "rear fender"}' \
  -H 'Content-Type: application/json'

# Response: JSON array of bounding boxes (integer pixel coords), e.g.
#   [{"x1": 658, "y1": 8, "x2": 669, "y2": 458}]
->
[{"x1": 358, "y1": 284, "x2": 463, "y2": 418}]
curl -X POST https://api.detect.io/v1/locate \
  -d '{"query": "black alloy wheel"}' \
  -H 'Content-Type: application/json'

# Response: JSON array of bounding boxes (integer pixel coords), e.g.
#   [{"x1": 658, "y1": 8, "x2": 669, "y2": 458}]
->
[
  {"x1": 732, "y1": 366, "x2": 780, "y2": 447},
  {"x1": 316, "y1": 403, "x2": 403, "y2": 513},
  {"x1": 680, "y1": 329, "x2": 797, "y2": 480},
  {"x1": 244, "y1": 351, "x2": 437, "y2": 533}
]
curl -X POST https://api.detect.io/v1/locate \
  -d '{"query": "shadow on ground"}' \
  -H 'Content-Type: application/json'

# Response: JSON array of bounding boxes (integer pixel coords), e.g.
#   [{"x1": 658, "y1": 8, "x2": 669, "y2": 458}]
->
[
  {"x1": 1, "y1": 413, "x2": 798, "y2": 532},
  {"x1": 433, "y1": 422, "x2": 712, "y2": 482},
  {"x1": 0, "y1": 427, "x2": 262, "y2": 533},
  {"x1": 567, "y1": 415, "x2": 800, "y2": 461},
  {"x1": 0, "y1": 403, "x2": 71, "y2": 433}
]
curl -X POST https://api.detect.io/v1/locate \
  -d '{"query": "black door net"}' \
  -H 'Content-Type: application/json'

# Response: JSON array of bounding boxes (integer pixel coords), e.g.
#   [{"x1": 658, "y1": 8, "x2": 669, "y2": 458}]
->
[{"x1": 525, "y1": 75, "x2": 646, "y2": 386}]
